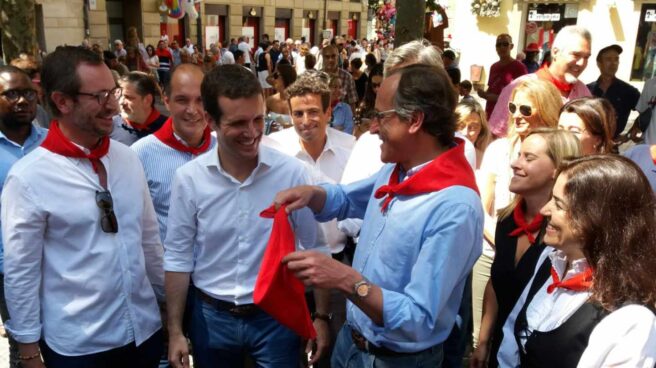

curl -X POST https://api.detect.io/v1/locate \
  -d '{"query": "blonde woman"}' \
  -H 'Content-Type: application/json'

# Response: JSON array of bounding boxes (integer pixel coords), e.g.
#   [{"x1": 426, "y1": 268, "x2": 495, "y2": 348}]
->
[
  {"x1": 473, "y1": 79, "x2": 562, "y2": 358},
  {"x1": 472, "y1": 129, "x2": 581, "y2": 368},
  {"x1": 456, "y1": 100, "x2": 492, "y2": 169}
]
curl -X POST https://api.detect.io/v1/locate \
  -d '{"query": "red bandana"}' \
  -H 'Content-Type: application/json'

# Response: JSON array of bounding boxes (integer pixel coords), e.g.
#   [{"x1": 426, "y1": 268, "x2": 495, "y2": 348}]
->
[
  {"x1": 153, "y1": 118, "x2": 211, "y2": 155},
  {"x1": 508, "y1": 202, "x2": 544, "y2": 244},
  {"x1": 373, "y1": 138, "x2": 479, "y2": 213},
  {"x1": 254, "y1": 205, "x2": 317, "y2": 339},
  {"x1": 40, "y1": 120, "x2": 110, "y2": 173},
  {"x1": 125, "y1": 108, "x2": 162, "y2": 131},
  {"x1": 536, "y1": 65, "x2": 572, "y2": 96},
  {"x1": 547, "y1": 267, "x2": 593, "y2": 294}
]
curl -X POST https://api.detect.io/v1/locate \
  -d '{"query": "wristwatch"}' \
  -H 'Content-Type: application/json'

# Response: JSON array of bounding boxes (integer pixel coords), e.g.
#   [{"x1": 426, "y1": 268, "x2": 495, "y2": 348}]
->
[{"x1": 353, "y1": 279, "x2": 371, "y2": 299}]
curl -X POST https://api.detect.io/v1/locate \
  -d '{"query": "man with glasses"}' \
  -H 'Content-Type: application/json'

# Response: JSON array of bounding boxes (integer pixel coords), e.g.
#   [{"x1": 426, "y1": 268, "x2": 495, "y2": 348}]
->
[
  {"x1": 0, "y1": 65, "x2": 47, "y2": 368},
  {"x1": 488, "y1": 26, "x2": 592, "y2": 137},
  {"x1": 476, "y1": 34, "x2": 527, "y2": 119},
  {"x1": 1, "y1": 46, "x2": 164, "y2": 368},
  {"x1": 273, "y1": 63, "x2": 483, "y2": 368},
  {"x1": 165, "y1": 64, "x2": 329, "y2": 368}
]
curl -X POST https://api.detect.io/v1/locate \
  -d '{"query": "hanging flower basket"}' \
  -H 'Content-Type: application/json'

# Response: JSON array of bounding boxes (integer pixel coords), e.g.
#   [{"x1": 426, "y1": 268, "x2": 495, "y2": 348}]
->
[{"x1": 471, "y1": 0, "x2": 501, "y2": 17}]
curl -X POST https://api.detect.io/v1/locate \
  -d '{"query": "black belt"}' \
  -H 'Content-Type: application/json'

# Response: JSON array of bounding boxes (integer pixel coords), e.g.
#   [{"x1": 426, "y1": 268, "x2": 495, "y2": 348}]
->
[
  {"x1": 197, "y1": 289, "x2": 260, "y2": 318},
  {"x1": 350, "y1": 329, "x2": 432, "y2": 357}
]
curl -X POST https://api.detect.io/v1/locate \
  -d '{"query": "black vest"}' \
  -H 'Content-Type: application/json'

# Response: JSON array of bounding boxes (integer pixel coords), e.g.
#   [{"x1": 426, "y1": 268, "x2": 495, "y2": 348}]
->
[{"x1": 514, "y1": 260, "x2": 607, "y2": 368}]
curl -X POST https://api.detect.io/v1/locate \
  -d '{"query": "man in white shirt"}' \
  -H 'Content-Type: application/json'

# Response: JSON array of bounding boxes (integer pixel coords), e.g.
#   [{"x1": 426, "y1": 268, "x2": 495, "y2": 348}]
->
[
  {"x1": 2, "y1": 46, "x2": 164, "y2": 367},
  {"x1": 183, "y1": 38, "x2": 195, "y2": 56},
  {"x1": 165, "y1": 64, "x2": 329, "y2": 368},
  {"x1": 237, "y1": 36, "x2": 253, "y2": 69}
]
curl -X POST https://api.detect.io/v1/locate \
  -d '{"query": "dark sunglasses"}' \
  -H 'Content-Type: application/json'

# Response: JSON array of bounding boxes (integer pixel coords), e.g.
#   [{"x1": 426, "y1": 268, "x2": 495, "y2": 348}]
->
[
  {"x1": 496, "y1": 42, "x2": 511, "y2": 47},
  {"x1": 96, "y1": 191, "x2": 119, "y2": 233},
  {"x1": 508, "y1": 102, "x2": 532, "y2": 117}
]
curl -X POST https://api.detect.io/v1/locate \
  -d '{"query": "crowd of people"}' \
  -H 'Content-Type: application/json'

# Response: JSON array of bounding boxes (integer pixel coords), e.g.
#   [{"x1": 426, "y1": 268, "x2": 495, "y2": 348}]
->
[{"x1": 0, "y1": 22, "x2": 655, "y2": 368}]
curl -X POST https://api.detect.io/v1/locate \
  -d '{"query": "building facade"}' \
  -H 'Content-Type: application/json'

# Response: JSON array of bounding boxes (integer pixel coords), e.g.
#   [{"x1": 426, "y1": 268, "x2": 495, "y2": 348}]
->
[{"x1": 31, "y1": 0, "x2": 367, "y2": 52}]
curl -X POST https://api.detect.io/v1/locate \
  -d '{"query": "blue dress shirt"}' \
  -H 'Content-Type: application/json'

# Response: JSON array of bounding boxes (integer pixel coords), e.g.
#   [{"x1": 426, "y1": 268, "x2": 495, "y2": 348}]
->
[
  {"x1": 0, "y1": 124, "x2": 47, "y2": 273},
  {"x1": 316, "y1": 163, "x2": 483, "y2": 352},
  {"x1": 331, "y1": 102, "x2": 354, "y2": 135}
]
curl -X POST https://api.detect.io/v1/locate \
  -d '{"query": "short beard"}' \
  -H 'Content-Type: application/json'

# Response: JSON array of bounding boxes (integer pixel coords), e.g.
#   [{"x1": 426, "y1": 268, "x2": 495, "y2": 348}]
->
[{"x1": 564, "y1": 73, "x2": 579, "y2": 84}]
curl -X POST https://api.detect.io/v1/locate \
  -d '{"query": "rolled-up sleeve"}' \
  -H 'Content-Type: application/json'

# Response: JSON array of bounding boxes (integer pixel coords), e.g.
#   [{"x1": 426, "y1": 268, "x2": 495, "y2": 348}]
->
[
  {"x1": 373, "y1": 203, "x2": 482, "y2": 344},
  {"x1": 163, "y1": 172, "x2": 196, "y2": 272},
  {"x1": 2, "y1": 175, "x2": 45, "y2": 343}
]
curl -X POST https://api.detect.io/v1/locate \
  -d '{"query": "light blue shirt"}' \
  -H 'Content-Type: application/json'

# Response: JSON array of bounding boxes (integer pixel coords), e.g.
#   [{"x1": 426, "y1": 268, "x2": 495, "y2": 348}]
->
[
  {"x1": 331, "y1": 102, "x2": 354, "y2": 135},
  {"x1": 316, "y1": 163, "x2": 483, "y2": 352},
  {"x1": 131, "y1": 134, "x2": 217, "y2": 242},
  {"x1": 0, "y1": 123, "x2": 47, "y2": 273}
]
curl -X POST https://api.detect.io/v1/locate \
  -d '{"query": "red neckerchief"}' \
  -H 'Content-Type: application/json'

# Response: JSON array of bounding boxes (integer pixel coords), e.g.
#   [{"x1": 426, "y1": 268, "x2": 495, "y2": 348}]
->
[
  {"x1": 508, "y1": 202, "x2": 544, "y2": 244},
  {"x1": 536, "y1": 65, "x2": 573, "y2": 95},
  {"x1": 40, "y1": 120, "x2": 110, "y2": 173},
  {"x1": 126, "y1": 108, "x2": 162, "y2": 131},
  {"x1": 547, "y1": 267, "x2": 593, "y2": 294},
  {"x1": 153, "y1": 118, "x2": 211, "y2": 155},
  {"x1": 373, "y1": 138, "x2": 479, "y2": 213},
  {"x1": 650, "y1": 145, "x2": 656, "y2": 166}
]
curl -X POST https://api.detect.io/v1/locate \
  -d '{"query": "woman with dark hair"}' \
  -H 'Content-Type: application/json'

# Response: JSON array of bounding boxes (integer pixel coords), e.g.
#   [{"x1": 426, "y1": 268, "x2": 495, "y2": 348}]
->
[
  {"x1": 350, "y1": 58, "x2": 366, "y2": 102},
  {"x1": 265, "y1": 63, "x2": 297, "y2": 130},
  {"x1": 144, "y1": 44, "x2": 159, "y2": 82},
  {"x1": 471, "y1": 129, "x2": 581, "y2": 368},
  {"x1": 558, "y1": 97, "x2": 616, "y2": 155},
  {"x1": 353, "y1": 63, "x2": 383, "y2": 137},
  {"x1": 510, "y1": 155, "x2": 656, "y2": 367}
]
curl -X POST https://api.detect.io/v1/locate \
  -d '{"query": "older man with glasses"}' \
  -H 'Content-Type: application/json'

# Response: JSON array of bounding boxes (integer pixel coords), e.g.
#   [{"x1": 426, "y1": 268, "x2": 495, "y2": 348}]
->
[{"x1": 1, "y1": 46, "x2": 164, "y2": 368}]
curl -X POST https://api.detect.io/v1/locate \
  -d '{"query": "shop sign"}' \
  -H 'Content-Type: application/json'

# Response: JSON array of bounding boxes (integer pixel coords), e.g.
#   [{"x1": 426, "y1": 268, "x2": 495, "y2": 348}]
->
[
  {"x1": 528, "y1": 10, "x2": 561, "y2": 22},
  {"x1": 646, "y1": 9, "x2": 656, "y2": 22}
]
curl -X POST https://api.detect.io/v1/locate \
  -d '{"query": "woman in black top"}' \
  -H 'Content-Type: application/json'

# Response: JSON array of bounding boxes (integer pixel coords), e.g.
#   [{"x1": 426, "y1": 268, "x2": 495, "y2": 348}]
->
[{"x1": 471, "y1": 129, "x2": 581, "y2": 368}]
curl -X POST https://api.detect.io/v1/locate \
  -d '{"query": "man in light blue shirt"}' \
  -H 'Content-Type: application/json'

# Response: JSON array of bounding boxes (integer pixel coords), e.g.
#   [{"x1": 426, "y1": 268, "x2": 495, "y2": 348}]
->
[
  {"x1": 275, "y1": 64, "x2": 483, "y2": 367},
  {"x1": 0, "y1": 65, "x2": 47, "y2": 368}
]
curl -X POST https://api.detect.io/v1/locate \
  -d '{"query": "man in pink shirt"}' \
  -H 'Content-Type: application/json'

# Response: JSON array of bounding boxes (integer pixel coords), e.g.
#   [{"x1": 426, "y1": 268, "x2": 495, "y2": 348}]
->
[
  {"x1": 476, "y1": 34, "x2": 528, "y2": 120},
  {"x1": 488, "y1": 26, "x2": 592, "y2": 137}
]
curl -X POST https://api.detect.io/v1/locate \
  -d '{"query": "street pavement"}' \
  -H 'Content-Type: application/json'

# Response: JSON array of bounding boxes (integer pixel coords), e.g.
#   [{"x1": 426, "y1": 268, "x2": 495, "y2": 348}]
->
[{"x1": 0, "y1": 334, "x2": 8, "y2": 367}]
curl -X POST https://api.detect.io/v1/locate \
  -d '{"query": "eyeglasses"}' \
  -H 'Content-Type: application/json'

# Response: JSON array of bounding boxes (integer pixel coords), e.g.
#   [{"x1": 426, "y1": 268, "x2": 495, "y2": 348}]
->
[
  {"x1": 508, "y1": 102, "x2": 533, "y2": 117},
  {"x1": 96, "y1": 190, "x2": 119, "y2": 233},
  {"x1": 496, "y1": 42, "x2": 511, "y2": 48},
  {"x1": 371, "y1": 109, "x2": 398, "y2": 123},
  {"x1": 77, "y1": 86, "x2": 122, "y2": 105},
  {"x1": 1, "y1": 89, "x2": 38, "y2": 102}
]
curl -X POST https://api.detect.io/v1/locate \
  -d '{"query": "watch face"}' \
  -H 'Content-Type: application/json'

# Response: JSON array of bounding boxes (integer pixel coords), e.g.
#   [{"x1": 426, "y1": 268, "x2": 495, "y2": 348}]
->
[{"x1": 356, "y1": 283, "x2": 369, "y2": 297}]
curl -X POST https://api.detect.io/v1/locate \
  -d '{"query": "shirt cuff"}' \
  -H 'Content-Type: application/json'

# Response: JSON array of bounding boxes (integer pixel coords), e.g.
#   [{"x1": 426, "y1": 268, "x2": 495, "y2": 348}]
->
[
  {"x1": 5, "y1": 322, "x2": 40, "y2": 344},
  {"x1": 315, "y1": 183, "x2": 338, "y2": 222}
]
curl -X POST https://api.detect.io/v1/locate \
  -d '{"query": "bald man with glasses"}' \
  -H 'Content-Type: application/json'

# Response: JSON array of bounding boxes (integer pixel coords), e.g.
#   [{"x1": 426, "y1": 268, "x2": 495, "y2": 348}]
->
[{"x1": 1, "y1": 46, "x2": 164, "y2": 368}]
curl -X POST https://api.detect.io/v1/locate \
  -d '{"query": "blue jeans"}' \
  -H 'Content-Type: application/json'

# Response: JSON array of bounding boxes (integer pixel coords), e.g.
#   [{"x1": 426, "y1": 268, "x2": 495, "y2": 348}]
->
[
  {"x1": 40, "y1": 329, "x2": 162, "y2": 368},
  {"x1": 331, "y1": 325, "x2": 443, "y2": 368},
  {"x1": 189, "y1": 294, "x2": 300, "y2": 368}
]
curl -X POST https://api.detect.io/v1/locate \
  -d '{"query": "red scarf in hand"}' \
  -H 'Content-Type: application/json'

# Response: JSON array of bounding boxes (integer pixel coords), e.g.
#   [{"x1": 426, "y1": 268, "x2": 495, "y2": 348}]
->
[
  {"x1": 253, "y1": 205, "x2": 317, "y2": 339},
  {"x1": 126, "y1": 108, "x2": 162, "y2": 131},
  {"x1": 41, "y1": 120, "x2": 110, "y2": 173},
  {"x1": 508, "y1": 202, "x2": 544, "y2": 244},
  {"x1": 547, "y1": 267, "x2": 593, "y2": 294},
  {"x1": 536, "y1": 65, "x2": 572, "y2": 96},
  {"x1": 153, "y1": 118, "x2": 211, "y2": 155},
  {"x1": 374, "y1": 138, "x2": 479, "y2": 213}
]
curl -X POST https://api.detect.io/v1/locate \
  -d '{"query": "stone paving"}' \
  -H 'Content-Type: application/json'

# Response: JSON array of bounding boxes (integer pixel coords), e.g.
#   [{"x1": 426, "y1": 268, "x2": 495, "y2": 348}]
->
[{"x1": 0, "y1": 334, "x2": 9, "y2": 367}]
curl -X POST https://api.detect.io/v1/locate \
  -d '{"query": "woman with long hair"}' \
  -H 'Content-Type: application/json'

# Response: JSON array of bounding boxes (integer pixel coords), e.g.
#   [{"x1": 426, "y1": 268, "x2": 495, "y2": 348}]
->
[
  {"x1": 353, "y1": 63, "x2": 383, "y2": 137},
  {"x1": 471, "y1": 129, "x2": 581, "y2": 367},
  {"x1": 558, "y1": 97, "x2": 616, "y2": 155},
  {"x1": 265, "y1": 63, "x2": 297, "y2": 131},
  {"x1": 472, "y1": 79, "x2": 562, "y2": 360},
  {"x1": 456, "y1": 100, "x2": 492, "y2": 169},
  {"x1": 563, "y1": 156, "x2": 656, "y2": 366}
]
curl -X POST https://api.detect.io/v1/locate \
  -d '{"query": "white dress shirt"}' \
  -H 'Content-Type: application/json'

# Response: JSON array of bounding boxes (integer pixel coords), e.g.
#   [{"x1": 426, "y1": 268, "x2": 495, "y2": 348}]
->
[
  {"x1": 267, "y1": 127, "x2": 355, "y2": 253},
  {"x1": 164, "y1": 145, "x2": 321, "y2": 305},
  {"x1": 497, "y1": 248, "x2": 591, "y2": 367},
  {"x1": 1, "y1": 141, "x2": 163, "y2": 356},
  {"x1": 578, "y1": 304, "x2": 656, "y2": 368}
]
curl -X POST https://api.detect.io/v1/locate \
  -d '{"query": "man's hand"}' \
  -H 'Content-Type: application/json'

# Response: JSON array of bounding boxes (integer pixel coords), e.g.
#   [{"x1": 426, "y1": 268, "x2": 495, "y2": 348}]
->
[
  {"x1": 306, "y1": 319, "x2": 330, "y2": 365},
  {"x1": 273, "y1": 185, "x2": 326, "y2": 214},
  {"x1": 18, "y1": 343, "x2": 45, "y2": 368},
  {"x1": 283, "y1": 251, "x2": 357, "y2": 291},
  {"x1": 168, "y1": 332, "x2": 190, "y2": 368}
]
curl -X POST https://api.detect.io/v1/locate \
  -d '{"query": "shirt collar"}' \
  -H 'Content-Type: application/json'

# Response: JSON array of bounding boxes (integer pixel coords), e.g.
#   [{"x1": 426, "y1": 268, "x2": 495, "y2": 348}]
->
[
  {"x1": 548, "y1": 249, "x2": 590, "y2": 281},
  {"x1": 204, "y1": 143, "x2": 274, "y2": 181},
  {"x1": 0, "y1": 121, "x2": 47, "y2": 148}
]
